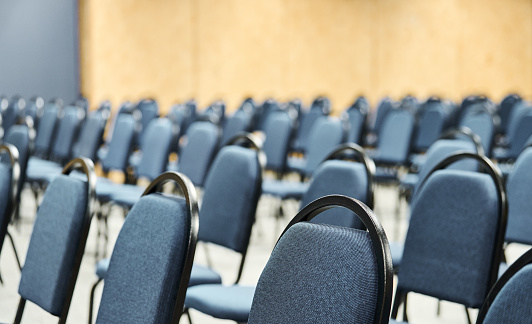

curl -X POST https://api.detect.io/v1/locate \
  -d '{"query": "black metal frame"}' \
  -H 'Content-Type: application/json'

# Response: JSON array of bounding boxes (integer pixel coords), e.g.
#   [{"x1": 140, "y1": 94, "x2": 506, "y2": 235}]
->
[
  {"x1": 476, "y1": 248, "x2": 532, "y2": 323},
  {"x1": 391, "y1": 152, "x2": 507, "y2": 323},
  {"x1": 278, "y1": 194, "x2": 393, "y2": 324},
  {"x1": 15, "y1": 157, "x2": 95, "y2": 324},
  {"x1": 439, "y1": 126, "x2": 485, "y2": 157}
]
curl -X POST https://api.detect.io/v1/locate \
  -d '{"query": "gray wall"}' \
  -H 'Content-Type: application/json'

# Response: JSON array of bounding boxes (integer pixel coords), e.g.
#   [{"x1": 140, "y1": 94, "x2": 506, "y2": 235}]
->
[{"x1": 0, "y1": 0, "x2": 79, "y2": 104}]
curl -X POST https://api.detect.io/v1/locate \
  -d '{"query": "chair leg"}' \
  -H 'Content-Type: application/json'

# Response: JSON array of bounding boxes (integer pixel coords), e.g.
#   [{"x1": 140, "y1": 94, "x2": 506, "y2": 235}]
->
[
  {"x1": 14, "y1": 298, "x2": 26, "y2": 324},
  {"x1": 183, "y1": 308, "x2": 193, "y2": 324},
  {"x1": 436, "y1": 299, "x2": 441, "y2": 316},
  {"x1": 6, "y1": 231, "x2": 22, "y2": 270},
  {"x1": 394, "y1": 188, "x2": 403, "y2": 238},
  {"x1": 391, "y1": 290, "x2": 404, "y2": 319},
  {"x1": 464, "y1": 306, "x2": 472, "y2": 324},
  {"x1": 0, "y1": 270, "x2": 3, "y2": 284},
  {"x1": 88, "y1": 278, "x2": 103, "y2": 324}
]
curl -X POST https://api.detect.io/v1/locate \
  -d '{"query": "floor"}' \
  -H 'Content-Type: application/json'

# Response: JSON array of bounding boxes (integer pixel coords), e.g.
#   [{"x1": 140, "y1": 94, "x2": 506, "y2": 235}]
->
[{"x1": 0, "y1": 183, "x2": 528, "y2": 324}]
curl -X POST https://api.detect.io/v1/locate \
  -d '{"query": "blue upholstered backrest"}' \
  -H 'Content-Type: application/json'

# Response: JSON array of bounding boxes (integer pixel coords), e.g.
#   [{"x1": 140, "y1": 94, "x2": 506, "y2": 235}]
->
[
  {"x1": 102, "y1": 113, "x2": 136, "y2": 172},
  {"x1": 376, "y1": 109, "x2": 415, "y2": 164},
  {"x1": 220, "y1": 110, "x2": 251, "y2": 146},
  {"x1": 51, "y1": 106, "x2": 83, "y2": 162},
  {"x1": 137, "y1": 118, "x2": 173, "y2": 180},
  {"x1": 4, "y1": 125, "x2": 30, "y2": 197},
  {"x1": 96, "y1": 194, "x2": 191, "y2": 324},
  {"x1": 74, "y1": 112, "x2": 105, "y2": 161},
  {"x1": 137, "y1": 99, "x2": 159, "y2": 146},
  {"x1": 2, "y1": 100, "x2": 19, "y2": 135},
  {"x1": 372, "y1": 97, "x2": 394, "y2": 134},
  {"x1": 301, "y1": 160, "x2": 368, "y2": 229},
  {"x1": 263, "y1": 111, "x2": 292, "y2": 172},
  {"x1": 413, "y1": 103, "x2": 446, "y2": 152},
  {"x1": 398, "y1": 170, "x2": 500, "y2": 308},
  {"x1": 506, "y1": 111, "x2": 532, "y2": 158},
  {"x1": 34, "y1": 104, "x2": 59, "y2": 157},
  {"x1": 345, "y1": 107, "x2": 366, "y2": 144},
  {"x1": 483, "y1": 264, "x2": 532, "y2": 323},
  {"x1": 199, "y1": 146, "x2": 261, "y2": 253},
  {"x1": 304, "y1": 117, "x2": 345, "y2": 175},
  {"x1": 505, "y1": 101, "x2": 530, "y2": 144},
  {"x1": 18, "y1": 175, "x2": 88, "y2": 316},
  {"x1": 248, "y1": 222, "x2": 379, "y2": 323},
  {"x1": 460, "y1": 111, "x2": 495, "y2": 156},
  {"x1": 505, "y1": 147, "x2": 532, "y2": 245},
  {"x1": 292, "y1": 107, "x2": 327, "y2": 153},
  {"x1": 178, "y1": 121, "x2": 219, "y2": 187}
]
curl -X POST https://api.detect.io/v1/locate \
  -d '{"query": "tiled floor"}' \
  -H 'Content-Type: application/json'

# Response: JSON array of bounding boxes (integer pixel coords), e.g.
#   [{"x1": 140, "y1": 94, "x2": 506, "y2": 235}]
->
[{"x1": 0, "y1": 184, "x2": 528, "y2": 323}]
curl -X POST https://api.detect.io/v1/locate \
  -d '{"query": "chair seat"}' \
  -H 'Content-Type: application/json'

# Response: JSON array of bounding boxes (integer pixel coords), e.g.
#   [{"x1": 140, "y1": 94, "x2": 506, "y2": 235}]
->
[
  {"x1": 286, "y1": 157, "x2": 307, "y2": 174},
  {"x1": 261, "y1": 179, "x2": 309, "y2": 200},
  {"x1": 96, "y1": 181, "x2": 120, "y2": 202},
  {"x1": 26, "y1": 159, "x2": 63, "y2": 182},
  {"x1": 111, "y1": 184, "x2": 145, "y2": 208},
  {"x1": 374, "y1": 167, "x2": 399, "y2": 183},
  {"x1": 389, "y1": 241, "x2": 404, "y2": 269},
  {"x1": 399, "y1": 173, "x2": 418, "y2": 190},
  {"x1": 185, "y1": 285, "x2": 255, "y2": 322}
]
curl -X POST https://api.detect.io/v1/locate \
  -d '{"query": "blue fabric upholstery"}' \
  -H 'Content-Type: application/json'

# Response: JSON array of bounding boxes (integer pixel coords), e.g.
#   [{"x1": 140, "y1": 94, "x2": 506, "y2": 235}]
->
[
  {"x1": 110, "y1": 184, "x2": 145, "y2": 209},
  {"x1": 199, "y1": 146, "x2": 261, "y2": 253},
  {"x1": 4, "y1": 125, "x2": 30, "y2": 196},
  {"x1": 345, "y1": 106, "x2": 366, "y2": 144},
  {"x1": 135, "y1": 118, "x2": 173, "y2": 180},
  {"x1": 73, "y1": 112, "x2": 105, "y2": 161},
  {"x1": 494, "y1": 109, "x2": 532, "y2": 160},
  {"x1": 291, "y1": 104, "x2": 328, "y2": 153},
  {"x1": 101, "y1": 114, "x2": 136, "y2": 172},
  {"x1": 221, "y1": 110, "x2": 251, "y2": 146},
  {"x1": 185, "y1": 285, "x2": 255, "y2": 322},
  {"x1": 372, "y1": 109, "x2": 415, "y2": 165},
  {"x1": 49, "y1": 106, "x2": 83, "y2": 163},
  {"x1": 33, "y1": 104, "x2": 59, "y2": 157},
  {"x1": 136, "y1": 99, "x2": 159, "y2": 147},
  {"x1": 398, "y1": 170, "x2": 500, "y2": 308},
  {"x1": 505, "y1": 147, "x2": 532, "y2": 245},
  {"x1": 261, "y1": 180, "x2": 308, "y2": 201},
  {"x1": 459, "y1": 110, "x2": 495, "y2": 157},
  {"x1": 262, "y1": 111, "x2": 292, "y2": 172},
  {"x1": 302, "y1": 160, "x2": 368, "y2": 229},
  {"x1": 176, "y1": 121, "x2": 219, "y2": 187},
  {"x1": 96, "y1": 194, "x2": 190, "y2": 324},
  {"x1": 483, "y1": 264, "x2": 532, "y2": 323},
  {"x1": 370, "y1": 97, "x2": 394, "y2": 135},
  {"x1": 248, "y1": 222, "x2": 379, "y2": 323},
  {"x1": 412, "y1": 102, "x2": 447, "y2": 152},
  {"x1": 18, "y1": 175, "x2": 88, "y2": 316}
]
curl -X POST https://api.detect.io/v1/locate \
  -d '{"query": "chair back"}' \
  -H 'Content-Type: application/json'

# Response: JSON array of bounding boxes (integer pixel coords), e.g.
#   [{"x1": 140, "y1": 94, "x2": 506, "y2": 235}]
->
[
  {"x1": 220, "y1": 109, "x2": 252, "y2": 146},
  {"x1": 412, "y1": 100, "x2": 447, "y2": 152},
  {"x1": 262, "y1": 110, "x2": 294, "y2": 173},
  {"x1": 23, "y1": 96, "x2": 44, "y2": 128},
  {"x1": 248, "y1": 195, "x2": 393, "y2": 324},
  {"x1": 343, "y1": 101, "x2": 367, "y2": 145},
  {"x1": 96, "y1": 172, "x2": 199, "y2": 324},
  {"x1": 375, "y1": 108, "x2": 415, "y2": 165},
  {"x1": 34, "y1": 103, "x2": 59, "y2": 158},
  {"x1": 505, "y1": 107, "x2": 532, "y2": 159},
  {"x1": 101, "y1": 113, "x2": 138, "y2": 173},
  {"x1": 0, "y1": 144, "x2": 19, "y2": 265},
  {"x1": 2, "y1": 96, "x2": 24, "y2": 135},
  {"x1": 50, "y1": 105, "x2": 85, "y2": 164},
  {"x1": 505, "y1": 147, "x2": 532, "y2": 245},
  {"x1": 370, "y1": 97, "x2": 394, "y2": 135},
  {"x1": 136, "y1": 118, "x2": 173, "y2": 180},
  {"x1": 476, "y1": 248, "x2": 532, "y2": 323},
  {"x1": 459, "y1": 107, "x2": 497, "y2": 157},
  {"x1": 16, "y1": 158, "x2": 95, "y2": 322},
  {"x1": 291, "y1": 99, "x2": 330, "y2": 153},
  {"x1": 136, "y1": 99, "x2": 159, "y2": 146},
  {"x1": 73, "y1": 111, "x2": 106, "y2": 162},
  {"x1": 302, "y1": 143, "x2": 375, "y2": 229},
  {"x1": 396, "y1": 153, "x2": 506, "y2": 311},
  {"x1": 498, "y1": 94, "x2": 521, "y2": 135},
  {"x1": 4, "y1": 125, "x2": 33, "y2": 202},
  {"x1": 177, "y1": 121, "x2": 220, "y2": 187}
]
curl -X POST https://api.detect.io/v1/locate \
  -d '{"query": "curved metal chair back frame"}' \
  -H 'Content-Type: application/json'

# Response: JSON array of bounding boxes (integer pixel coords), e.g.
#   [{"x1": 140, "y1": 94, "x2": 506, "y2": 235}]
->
[
  {"x1": 476, "y1": 248, "x2": 532, "y2": 323},
  {"x1": 439, "y1": 127, "x2": 485, "y2": 157},
  {"x1": 280, "y1": 195, "x2": 393, "y2": 324},
  {"x1": 140, "y1": 171, "x2": 199, "y2": 323},
  {"x1": 322, "y1": 143, "x2": 376, "y2": 209},
  {"x1": 14, "y1": 157, "x2": 95, "y2": 324}
]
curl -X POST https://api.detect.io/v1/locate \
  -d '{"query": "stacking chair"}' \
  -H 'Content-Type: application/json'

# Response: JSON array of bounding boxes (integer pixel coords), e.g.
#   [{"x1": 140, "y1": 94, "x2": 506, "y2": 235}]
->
[
  {"x1": 22, "y1": 96, "x2": 44, "y2": 129},
  {"x1": 199, "y1": 100, "x2": 226, "y2": 125},
  {"x1": 220, "y1": 108, "x2": 252, "y2": 146},
  {"x1": 94, "y1": 172, "x2": 199, "y2": 324},
  {"x1": 459, "y1": 103, "x2": 498, "y2": 157},
  {"x1": 390, "y1": 153, "x2": 507, "y2": 324},
  {"x1": 497, "y1": 93, "x2": 521, "y2": 136},
  {"x1": 290, "y1": 96, "x2": 331, "y2": 154},
  {"x1": 411, "y1": 98, "x2": 449, "y2": 154},
  {"x1": 343, "y1": 96, "x2": 369, "y2": 145},
  {"x1": 365, "y1": 97, "x2": 394, "y2": 147},
  {"x1": 0, "y1": 144, "x2": 21, "y2": 281},
  {"x1": 2, "y1": 96, "x2": 25, "y2": 136},
  {"x1": 13, "y1": 157, "x2": 95, "y2": 324},
  {"x1": 493, "y1": 102, "x2": 532, "y2": 161},
  {"x1": 167, "y1": 102, "x2": 197, "y2": 154},
  {"x1": 261, "y1": 110, "x2": 294, "y2": 175},
  {"x1": 186, "y1": 194, "x2": 393, "y2": 324},
  {"x1": 134, "y1": 98, "x2": 159, "y2": 147},
  {"x1": 31, "y1": 102, "x2": 60, "y2": 159},
  {"x1": 286, "y1": 116, "x2": 347, "y2": 178},
  {"x1": 253, "y1": 99, "x2": 280, "y2": 131},
  {"x1": 476, "y1": 248, "x2": 532, "y2": 324}
]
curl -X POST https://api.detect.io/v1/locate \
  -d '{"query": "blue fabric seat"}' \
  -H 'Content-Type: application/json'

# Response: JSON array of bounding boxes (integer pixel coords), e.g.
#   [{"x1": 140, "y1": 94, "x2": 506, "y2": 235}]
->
[
  {"x1": 261, "y1": 180, "x2": 308, "y2": 201},
  {"x1": 186, "y1": 285, "x2": 255, "y2": 322}
]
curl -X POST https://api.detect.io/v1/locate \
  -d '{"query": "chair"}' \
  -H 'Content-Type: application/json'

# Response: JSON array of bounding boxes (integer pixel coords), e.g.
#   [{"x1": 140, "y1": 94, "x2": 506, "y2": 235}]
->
[
  {"x1": 493, "y1": 102, "x2": 532, "y2": 161},
  {"x1": 497, "y1": 93, "x2": 521, "y2": 136},
  {"x1": 476, "y1": 248, "x2": 532, "y2": 324},
  {"x1": 411, "y1": 98, "x2": 448, "y2": 154},
  {"x1": 135, "y1": 98, "x2": 159, "y2": 147},
  {"x1": 286, "y1": 116, "x2": 347, "y2": 178},
  {"x1": 290, "y1": 96, "x2": 331, "y2": 154},
  {"x1": 365, "y1": 97, "x2": 394, "y2": 146},
  {"x1": 0, "y1": 144, "x2": 22, "y2": 281},
  {"x1": 391, "y1": 153, "x2": 507, "y2": 324},
  {"x1": 187, "y1": 194, "x2": 393, "y2": 324},
  {"x1": 14, "y1": 157, "x2": 95, "y2": 324},
  {"x1": 343, "y1": 96, "x2": 369, "y2": 145},
  {"x1": 94, "y1": 172, "x2": 199, "y2": 324},
  {"x1": 22, "y1": 96, "x2": 44, "y2": 129},
  {"x1": 32, "y1": 102, "x2": 60, "y2": 159},
  {"x1": 459, "y1": 103, "x2": 498, "y2": 157},
  {"x1": 261, "y1": 110, "x2": 294, "y2": 175},
  {"x1": 199, "y1": 100, "x2": 226, "y2": 125},
  {"x1": 220, "y1": 108, "x2": 252, "y2": 146},
  {"x1": 2, "y1": 96, "x2": 25, "y2": 136}
]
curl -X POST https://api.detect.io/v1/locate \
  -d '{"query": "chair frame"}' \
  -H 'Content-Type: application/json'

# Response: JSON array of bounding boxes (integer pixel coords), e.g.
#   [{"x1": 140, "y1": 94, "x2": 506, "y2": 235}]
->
[
  {"x1": 391, "y1": 152, "x2": 507, "y2": 323},
  {"x1": 14, "y1": 157, "x2": 96, "y2": 324},
  {"x1": 277, "y1": 194, "x2": 393, "y2": 324},
  {"x1": 476, "y1": 248, "x2": 532, "y2": 323}
]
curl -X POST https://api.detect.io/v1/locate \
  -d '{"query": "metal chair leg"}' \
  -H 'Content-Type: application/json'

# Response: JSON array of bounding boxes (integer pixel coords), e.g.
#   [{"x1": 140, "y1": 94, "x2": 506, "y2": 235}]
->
[
  {"x1": 88, "y1": 278, "x2": 103, "y2": 324},
  {"x1": 464, "y1": 306, "x2": 472, "y2": 324},
  {"x1": 6, "y1": 231, "x2": 22, "y2": 270}
]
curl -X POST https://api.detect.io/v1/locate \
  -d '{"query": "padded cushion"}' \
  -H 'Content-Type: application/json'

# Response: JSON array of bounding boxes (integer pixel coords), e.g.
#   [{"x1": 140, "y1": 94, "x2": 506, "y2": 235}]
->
[
  {"x1": 398, "y1": 170, "x2": 500, "y2": 308},
  {"x1": 185, "y1": 285, "x2": 255, "y2": 322},
  {"x1": 96, "y1": 194, "x2": 191, "y2": 324},
  {"x1": 484, "y1": 264, "x2": 532, "y2": 323},
  {"x1": 95, "y1": 181, "x2": 120, "y2": 202},
  {"x1": 263, "y1": 111, "x2": 292, "y2": 172},
  {"x1": 18, "y1": 175, "x2": 88, "y2": 316},
  {"x1": 248, "y1": 222, "x2": 378, "y2": 323},
  {"x1": 101, "y1": 114, "x2": 136, "y2": 172},
  {"x1": 373, "y1": 109, "x2": 415, "y2": 165},
  {"x1": 136, "y1": 118, "x2": 173, "y2": 180},
  {"x1": 111, "y1": 184, "x2": 145, "y2": 209},
  {"x1": 261, "y1": 180, "x2": 308, "y2": 200}
]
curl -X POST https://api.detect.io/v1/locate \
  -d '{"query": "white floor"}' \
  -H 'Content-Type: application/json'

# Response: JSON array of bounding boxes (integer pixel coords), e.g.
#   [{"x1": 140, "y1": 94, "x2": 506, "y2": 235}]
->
[{"x1": 0, "y1": 184, "x2": 528, "y2": 324}]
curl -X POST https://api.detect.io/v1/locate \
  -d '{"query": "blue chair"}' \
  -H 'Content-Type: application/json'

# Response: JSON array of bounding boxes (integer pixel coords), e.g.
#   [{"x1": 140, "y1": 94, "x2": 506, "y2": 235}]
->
[
  {"x1": 199, "y1": 100, "x2": 226, "y2": 125},
  {"x1": 14, "y1": 157, "x2": 95, "y2": 324},
  {"x1": 391, "y1": 153, "x2": 507, "y2": 323},
  {"x1": 220, "y1": 108, "x2": 252, "y2": 146},
  {"x1": 135, "y1": 98, "x2": 159, "y2": 147},
  {"x1": 476, "y1": 248, "x2": 532, "y2": 323},
  {"x1": 459, "y1": 103, "x2": 498, "y2": 157},
  {"x1": 187, "y1": 194, "x2": 393, "y2": 324},
  {"x1": 290, "y1": 96, "x2": 331, "y2": 153},
  {"x1": 167, "y1": 102, "x2": 197, "y2": 154},
  {"x1": 99, "y1": 113, "x2": 139, "y2": 176},
  {"x1": 22, "y1": 96, "x2": 44, "y2": 130},
  {"x1": 342, "y1": 96, "x2": 368, "y2": 145},
  {"x1": 2, "y1": 96, "x2": 25, "y2": 136},
  {"x1": 365, "y1": 97, "x2": 394, "y2": 146},
  {"x1": 493, "y1": 103, "x2": 532, "y2": 161},
  {"x1": 497, "y1": 93, "x2": 522, "y2": 136},
  {"x1": 261, "y1": 110, "x2": 294, "y2": 175},
  {"x1": 411, "y1": 98, "x2": 449, "y2": 154},
  {"x1": 32, "y1": 103, "x2": 60, "y2": 159},
  {"x1": 0, "y1": 144, "x2": 22, "y2": 281},
  {"x1": 94, "y1": 172, "x2": 199, "y2": 324},
  {"x1": 253, "y1": 98, "x2": 280, "y2": 131}
]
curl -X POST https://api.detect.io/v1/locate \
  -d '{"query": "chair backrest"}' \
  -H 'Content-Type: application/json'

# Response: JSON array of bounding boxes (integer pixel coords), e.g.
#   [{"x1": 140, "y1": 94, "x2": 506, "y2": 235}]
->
[
  {"x1": 476, "y1": 248, "x2": 532, "y2": 324},
  {"x1": 136, "y1": 98, "x2": 159, "y2": 146},
  {"x1": 2, "y1": 96, "x2": 24, "y2": 135},
  {"x1": 370, "y1": 97, "x2": 394, "y2": 135},
  {"x1": 23, "y1": 96, "x2": 44, "y2": 128},
  {"x1": 0, "y1": 144, "x2": 20, "y2": 267},
  {"x1": 248, "y1": 195, "x2": 393, "y2": 324},
  {"x1": 220, "y1": 109, "x2": 252, "y2": 146},
  {"x1": 34, "y1": 103, "x2": 59, "y2": 158},
  {"x1": 375, "y1": 108, "x2": 415, "y2": 165},
  {"x1": 498, "y1": 94, "x2": 522, "y2": 135},
  {"x1": 291, "y1": 100, "x2": 330, "y2": 153},
  {"x1": 412, "y1": 100, "x2": 447, "y2": 152},
  {"x1": 505, "y1": 146, "x2": 532, "y2": 245},
  {"x1": 505, "y1": 105, "x2": 532, "y2": 159},
  {"x1": 16, "y1": 158, "x2": 95, "y2": 323},
  {"x1": 101, "y1": 113, "x2": 138, "y2": 173},
  {"x1": 302, "y1": 116, "x2": 347, "y2": 175},
  {"x1": 198, "y1": 139, "x2": 262, "y2": 279},
  {"x1": 72, "y1": 111, "x2": 107, "y2": 162},
  {"x1": 344, "y1": 101, "x2": 368, "y2": 145},
  {"x1": 177, "y1": 121, "x2": 220, "y2": 187},
  {"x1": 395, "y1": 153, "x2": 506, "y2": 313},
  {"x1": 136, "y1": 118, "x2": 173, "y2": 180},
  {"x1": 262, "y1": 110, "x2": 294, "y2": 173},
  {"x1": 96, "y1": 172, "x2": 199, "y2": 324},
  {"x1": 459, "y1": 106, "x2": 497, "y2": 157},
  {"x1": 301, "y1": 144, "x2": 375, "y2": 229},
  {"x1": 50, "y1": 105, "x2": 85, "y2": 164},
  {"x1": 4, "y1": 125, "x2": 33, "y2": 202}
]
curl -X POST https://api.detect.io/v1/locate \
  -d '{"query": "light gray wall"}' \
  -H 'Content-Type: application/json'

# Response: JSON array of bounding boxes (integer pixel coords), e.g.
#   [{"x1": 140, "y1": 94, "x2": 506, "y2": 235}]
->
[{"x1": 0, "y1": 0, "x2": 79, "y2": 103}]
